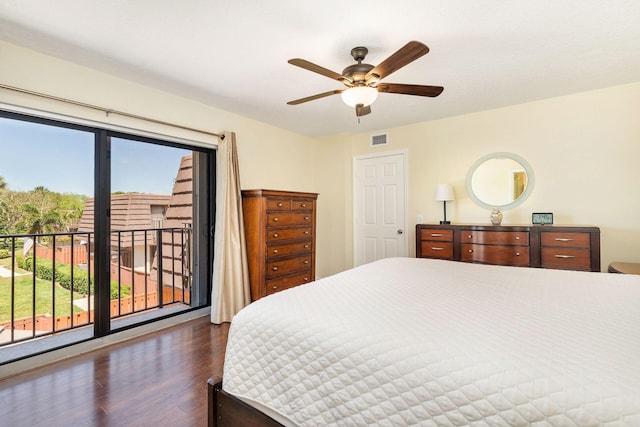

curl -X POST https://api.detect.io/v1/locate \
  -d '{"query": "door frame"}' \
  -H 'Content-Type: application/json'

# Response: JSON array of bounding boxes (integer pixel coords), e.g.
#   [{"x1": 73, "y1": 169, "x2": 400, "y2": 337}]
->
[{"x1": 352, "y1": 149, "x2": 409, "y2": 265}]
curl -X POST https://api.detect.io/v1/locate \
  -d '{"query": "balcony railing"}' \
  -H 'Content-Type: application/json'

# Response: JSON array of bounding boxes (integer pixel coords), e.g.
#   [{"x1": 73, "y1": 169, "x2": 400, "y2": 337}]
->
[{"x1": 0, "y1": 226, "x2": 192, "y2": 347}]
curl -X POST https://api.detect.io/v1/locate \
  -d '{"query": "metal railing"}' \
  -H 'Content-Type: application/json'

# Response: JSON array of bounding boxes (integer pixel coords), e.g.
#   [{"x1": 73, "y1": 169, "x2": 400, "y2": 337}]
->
[{"x1": 0, "y1": 226, "x2": 192, "y2": 347}]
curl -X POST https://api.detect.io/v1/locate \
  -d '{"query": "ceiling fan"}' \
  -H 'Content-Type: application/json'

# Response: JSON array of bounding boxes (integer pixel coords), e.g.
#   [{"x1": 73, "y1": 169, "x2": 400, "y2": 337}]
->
[{"x1": 287, "y1": 41, "x2": 443, "y2": 117}]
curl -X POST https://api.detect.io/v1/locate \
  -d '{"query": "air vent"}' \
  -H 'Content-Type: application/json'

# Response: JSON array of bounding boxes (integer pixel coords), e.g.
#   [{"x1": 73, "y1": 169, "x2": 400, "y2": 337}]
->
[{"x1": 370, "y1": 133, "x2": 388, "y2": 147}]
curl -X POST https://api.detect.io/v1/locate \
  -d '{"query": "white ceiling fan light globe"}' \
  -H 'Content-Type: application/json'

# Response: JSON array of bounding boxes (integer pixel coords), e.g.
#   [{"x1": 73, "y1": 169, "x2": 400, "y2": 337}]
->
[{"x1": 341, "y1": 86, "x2": 378, "y2": 107}]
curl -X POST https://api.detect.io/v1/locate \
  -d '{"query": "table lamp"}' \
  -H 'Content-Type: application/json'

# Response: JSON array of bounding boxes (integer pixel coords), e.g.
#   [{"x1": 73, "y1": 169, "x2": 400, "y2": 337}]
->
[{"x1": 435, "y1": 184, "x2": 455, "y2": 224}]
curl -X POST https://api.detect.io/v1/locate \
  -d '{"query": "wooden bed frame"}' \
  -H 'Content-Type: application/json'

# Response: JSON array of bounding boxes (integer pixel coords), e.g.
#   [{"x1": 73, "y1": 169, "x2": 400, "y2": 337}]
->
[{"x1": 207, "y1": 378, "x2": 285, "y2": 427}]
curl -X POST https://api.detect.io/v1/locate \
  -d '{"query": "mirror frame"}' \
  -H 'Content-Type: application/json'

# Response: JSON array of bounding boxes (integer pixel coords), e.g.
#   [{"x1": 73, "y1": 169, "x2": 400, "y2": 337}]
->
[{"x1": 465, "y1": 152, "x2": 535, "y2": 210}]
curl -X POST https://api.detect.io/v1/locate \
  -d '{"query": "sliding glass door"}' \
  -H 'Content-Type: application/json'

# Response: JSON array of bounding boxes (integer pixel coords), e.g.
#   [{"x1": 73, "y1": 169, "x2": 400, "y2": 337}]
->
[
  {"x1": 0, "y1": 113, "x2": 94, "y2": 346},
  {"x1": 107, "y1": 136, "x2": 212, "y2": 330},
  {"x1": 0, "y1": 110, "x2": 214, "y2": 356}
]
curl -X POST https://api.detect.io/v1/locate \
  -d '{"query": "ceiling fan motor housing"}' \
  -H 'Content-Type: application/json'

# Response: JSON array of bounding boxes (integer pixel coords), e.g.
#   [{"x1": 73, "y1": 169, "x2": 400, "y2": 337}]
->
[
  {"x1": 345, "y1": 46, "x2": 379, "y2": 86},
  {"x1": 342, "y1": 63, "x2": 375, "y2": 86}
]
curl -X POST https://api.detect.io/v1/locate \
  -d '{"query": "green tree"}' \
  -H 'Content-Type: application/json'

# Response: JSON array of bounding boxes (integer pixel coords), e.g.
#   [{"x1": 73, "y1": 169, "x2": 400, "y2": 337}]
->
[
  {"x1": 18, "y1": 187, "x2": 62, "y2": 239},
  {"x1": 1, "y1": 191, "x2": 25, "y2": 234},
  {"x1": 0, "y1": 181, "x2": 87, "y2": 238}
]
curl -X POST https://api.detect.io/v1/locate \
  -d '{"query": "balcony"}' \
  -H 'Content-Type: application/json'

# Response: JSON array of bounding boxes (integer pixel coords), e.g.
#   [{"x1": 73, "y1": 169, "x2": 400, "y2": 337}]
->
[{"x1": 0, "y1": 227, "x2": 192, "y2": 347}]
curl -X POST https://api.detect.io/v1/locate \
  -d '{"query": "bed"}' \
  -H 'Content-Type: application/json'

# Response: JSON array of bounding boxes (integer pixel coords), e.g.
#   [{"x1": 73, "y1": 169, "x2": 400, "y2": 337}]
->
[{"x1": 209, "y1": 257, "x2": 640, "y2": 426}]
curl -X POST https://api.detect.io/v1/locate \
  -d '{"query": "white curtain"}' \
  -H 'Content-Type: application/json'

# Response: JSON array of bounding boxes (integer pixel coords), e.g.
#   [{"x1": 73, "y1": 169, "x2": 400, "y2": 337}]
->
[{"x1": 210, "y1": 131, "x2": 251, "y2": 324}]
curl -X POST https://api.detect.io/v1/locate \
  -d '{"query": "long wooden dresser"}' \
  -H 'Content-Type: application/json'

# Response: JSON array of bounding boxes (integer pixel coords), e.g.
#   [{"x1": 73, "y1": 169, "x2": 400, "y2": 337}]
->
[
  {"x1": 416, "y1": 224, "x2": 601, "y2": 271},
  {"x1": 242, "y1": 189, "x2": 318, "y2": 301}
]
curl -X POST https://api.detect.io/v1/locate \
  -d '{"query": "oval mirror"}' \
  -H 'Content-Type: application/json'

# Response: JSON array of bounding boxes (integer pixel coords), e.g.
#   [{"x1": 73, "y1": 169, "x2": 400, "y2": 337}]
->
[{"x1": 466, "y1": 152, "x2": 535, "y2": 210}]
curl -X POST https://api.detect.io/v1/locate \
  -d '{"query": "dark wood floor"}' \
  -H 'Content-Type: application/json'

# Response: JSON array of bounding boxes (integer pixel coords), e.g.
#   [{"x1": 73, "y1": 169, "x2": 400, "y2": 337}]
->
[{"x1": 0, "y1": 316, "x2": 229, "y2": 427}]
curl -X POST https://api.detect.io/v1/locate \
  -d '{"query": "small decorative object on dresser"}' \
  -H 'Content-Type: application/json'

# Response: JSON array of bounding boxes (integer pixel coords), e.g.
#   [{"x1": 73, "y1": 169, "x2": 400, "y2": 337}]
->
[
  {"x1": 416, "y1": 223, "x2": 601, "y2": 271},
  {"x1": 242, "y1": 189, "x2": 318, "y2": 301},
  {"x1": 532, "y1": 212, "x2": 554, "y2": 225},
  {"x1": 490, "y1": 209, "x2": 503, "y2": 225}
]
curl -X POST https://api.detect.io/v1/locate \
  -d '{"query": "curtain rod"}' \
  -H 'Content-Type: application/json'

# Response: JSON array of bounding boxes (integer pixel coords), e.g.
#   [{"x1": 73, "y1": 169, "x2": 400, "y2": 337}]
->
[{"x1": 0, "y1": 83, "x2": 224, "y2": 139}]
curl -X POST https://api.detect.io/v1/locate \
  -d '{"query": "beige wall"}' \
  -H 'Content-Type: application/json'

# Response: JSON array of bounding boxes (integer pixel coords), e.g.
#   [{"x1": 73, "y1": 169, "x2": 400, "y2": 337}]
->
[
  {"x1": 339, "y1": 82, "x2": 640, "y2": 272},
  {"x1": 0, "y1": 40, "x2": 317, "y2": 192},
  {"x1": 3, "y1": 40, "x2": 639, "y2": 277}
]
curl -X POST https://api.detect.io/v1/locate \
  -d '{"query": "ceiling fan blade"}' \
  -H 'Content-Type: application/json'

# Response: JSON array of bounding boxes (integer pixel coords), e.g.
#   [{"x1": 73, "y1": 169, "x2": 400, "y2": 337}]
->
[
  {"x1": 288, "y1": 58, "x2": 350, "y2": 83},
  {"x1": 287, "y1": 89, "x2": 343, "y2": 105},
  {"x1": 377, "y1": 83, "x2": 444, "y2": 97},
  {"x1": 355, "y1": 104, "x2": 371, "y2": 117},
  {"x1": 366, "y1": 41, "x2": 430, "y2": 81}
]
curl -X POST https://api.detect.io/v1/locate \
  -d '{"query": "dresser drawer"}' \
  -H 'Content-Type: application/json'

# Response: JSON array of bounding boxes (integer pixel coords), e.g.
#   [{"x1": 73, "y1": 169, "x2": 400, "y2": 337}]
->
[
  {"x1": 266, "y1": 255, "x2": 312, "y2": 278},
  {"x1": 420, "y1": 242, "x2": 453, "y2": 259},
  {"x1": 462, "y1": 244, "x2": 530, "y2": 266},
  {"x1": 541, "y1": 232, "x2": 590, "y2": 249},
  {"x1": 292, "y1": 199, "x2": 314, "y2": 211},
  {"x1": 419, "y1": 229, "x2": 453, "y2": 242},
  {"x1": 267, "y1": 212, "x2": 313, "y2": 226},
  {"x1": 266, "y1": 241, "x2": 312, "y2": 259},
  {"x1": 265, "y1": 270, "x2": 312, "y2": 295},
  {"x1": 266, "y1": 198, "x2": 291, "y2": 211},
  {"x1": 266, "y1": 227, "x2": 312, "y2": 242},
  {"x1": 541, "y1": 247, "x2": 591, "y2": 270},
  {"x1": 461, "y1": 231, "x2": 529, "y2": 246}
]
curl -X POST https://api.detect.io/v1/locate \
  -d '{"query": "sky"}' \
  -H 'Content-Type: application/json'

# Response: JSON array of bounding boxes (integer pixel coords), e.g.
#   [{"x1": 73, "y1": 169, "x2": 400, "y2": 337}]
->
[{"x1": 0, "y1": 117, "x2": 191, "y2": 196}]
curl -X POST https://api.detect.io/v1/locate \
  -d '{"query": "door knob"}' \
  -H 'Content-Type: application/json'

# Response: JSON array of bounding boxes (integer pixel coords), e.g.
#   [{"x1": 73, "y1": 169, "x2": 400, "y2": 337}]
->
[{"x1": 397, "y1": 229, "x2": 403, "y2": 235}]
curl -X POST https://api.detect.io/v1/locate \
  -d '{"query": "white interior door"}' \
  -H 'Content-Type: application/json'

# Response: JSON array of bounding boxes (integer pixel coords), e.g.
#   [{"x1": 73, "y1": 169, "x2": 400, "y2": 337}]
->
[{"x1": 354, "y1": 151, "x2": 407, "y2": 266}]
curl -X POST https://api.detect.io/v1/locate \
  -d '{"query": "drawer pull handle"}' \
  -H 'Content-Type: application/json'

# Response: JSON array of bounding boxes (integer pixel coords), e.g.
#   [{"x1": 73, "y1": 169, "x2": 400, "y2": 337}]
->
[
  {"x1": 272, "y1": 266, "x2": 279, "y2": 271},
  {"x1": 304, "y1": 260, "x2": 309, "y2": 264},
  {"x1": 431, "y1": 233, "x2": 443, "y2": 237},
  {"x1": 277, "y1": 202, "x2": 283, "y2": 207},
  {"x1": 468, "y1": 235, "x2": 472, "y2": 239},
  {"x1": 304, "y1": 216, "x2": 310, "y2": 220},
  {"x1": 304, "y1": 231, "x2": 310, "y2": 235},
  {"x1": 273, "y1": 233, "x2": 279, "y2": 238},
  {"x1": 301, "y1": 203, "x2": 307, "y2": 207},
  {"x1": 273, "y1": 217, "x2": 279, "y2": 222},
  {"x1": 431, "y1": 247, "x2": 444, "y2": 251},
  {"x1": 273, "y1": 249, "x2": 278, "y2": 254},
  {"x1": 468, "y1": 249, "x2": 473, "y2": 253},
  {"x1": 554, "y1": 255, "x2": 575, "y2": 259},
  {"x1": 272, "y1": 285, "x2": 278, "y2": 290},
  {"x1": 304, "y1": 277, "x2": 309, "y2": 281},
  {"x1": 515, "y1": 252, "x2": 520, "y2": 256},
  {"x1": 555, "y1": 238, "x2": 574, "y2": 242},
  {"x1": 515, "y1": 236, "x2": 520, "y2": 240},
  {"x1": 304, "y1": 245, "x2": 309, "y2": 248}
]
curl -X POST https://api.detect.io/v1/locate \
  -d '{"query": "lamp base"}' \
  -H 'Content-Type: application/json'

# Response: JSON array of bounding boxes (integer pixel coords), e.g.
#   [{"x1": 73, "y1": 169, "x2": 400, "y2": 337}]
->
[{"x1": 439, "y1": 220, "x2": 451, "y2": 225}]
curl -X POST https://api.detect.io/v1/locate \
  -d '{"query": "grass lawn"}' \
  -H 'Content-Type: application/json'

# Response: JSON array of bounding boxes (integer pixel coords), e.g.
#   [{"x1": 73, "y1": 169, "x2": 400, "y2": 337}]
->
[
  {"x1": 0, "y1": 257, "x2": 14, "y2": 268},
  {"x1": 0, "y1": 272, "x2": 85, "y2": 323},
  {"x1": 0, "y1": 255, "x2": 134, "y2": 324}
]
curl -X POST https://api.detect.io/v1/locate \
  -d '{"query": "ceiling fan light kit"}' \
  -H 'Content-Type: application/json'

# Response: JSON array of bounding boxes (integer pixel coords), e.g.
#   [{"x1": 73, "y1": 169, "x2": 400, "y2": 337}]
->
[
  {"x1": 341, "y1": 86, "x2": 378, "y2": 107},
  {"x1": 287, "y1": 41, "x2": 443, "y2": 117}
]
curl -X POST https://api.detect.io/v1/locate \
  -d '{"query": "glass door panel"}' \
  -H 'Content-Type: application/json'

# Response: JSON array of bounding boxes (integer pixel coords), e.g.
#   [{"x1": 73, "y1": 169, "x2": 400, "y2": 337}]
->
[
  {"x1": 109, "y1": 137, "x2": 197, "y2": 329},
  {"x1": 0, "y1": 115, "x2": 94, "y2": 347}
]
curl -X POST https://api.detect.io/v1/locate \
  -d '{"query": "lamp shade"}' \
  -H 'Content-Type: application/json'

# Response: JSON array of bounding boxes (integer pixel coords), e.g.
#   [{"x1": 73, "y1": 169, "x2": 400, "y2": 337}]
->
[
  {"x1": 435, "y1": 184, "x2": 455, "y2": 201},
  {"x1": 341, "y1": 86, "x2": 378, "y2": 107}
]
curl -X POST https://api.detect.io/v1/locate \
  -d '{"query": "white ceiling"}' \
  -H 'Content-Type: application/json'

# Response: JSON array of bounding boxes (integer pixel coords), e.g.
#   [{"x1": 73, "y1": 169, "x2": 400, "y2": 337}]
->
[{"x1": 1, "y1": 0, "x2": 639, "y2": 137}]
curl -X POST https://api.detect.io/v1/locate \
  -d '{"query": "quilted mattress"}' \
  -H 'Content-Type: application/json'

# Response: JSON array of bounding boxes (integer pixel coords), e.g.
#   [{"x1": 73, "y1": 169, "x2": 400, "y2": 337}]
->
[{"x1": 223, "y1": 257, "x2": 640, "y2": 426}]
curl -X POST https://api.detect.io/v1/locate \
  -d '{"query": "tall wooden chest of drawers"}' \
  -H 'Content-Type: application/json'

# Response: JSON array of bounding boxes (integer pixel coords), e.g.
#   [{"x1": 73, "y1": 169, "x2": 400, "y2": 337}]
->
[
  {"x1": 242, "y1": 189, "x2": 318, "y2": 301},
  {"x1": 416, "y1": 224, "x2": 601, "y2": 272}
]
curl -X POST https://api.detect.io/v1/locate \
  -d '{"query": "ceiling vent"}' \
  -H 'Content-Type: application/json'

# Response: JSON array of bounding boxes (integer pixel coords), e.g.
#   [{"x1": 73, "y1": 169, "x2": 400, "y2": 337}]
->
[{"x1": 370, "y1": 133, "x2": 388, "y2": 147}]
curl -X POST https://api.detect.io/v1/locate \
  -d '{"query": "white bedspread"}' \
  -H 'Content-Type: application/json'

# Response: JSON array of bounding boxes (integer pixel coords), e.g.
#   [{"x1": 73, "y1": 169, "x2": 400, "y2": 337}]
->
[{"x1": 223, "y1": 257, "x2": 640, "y2": 426}]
